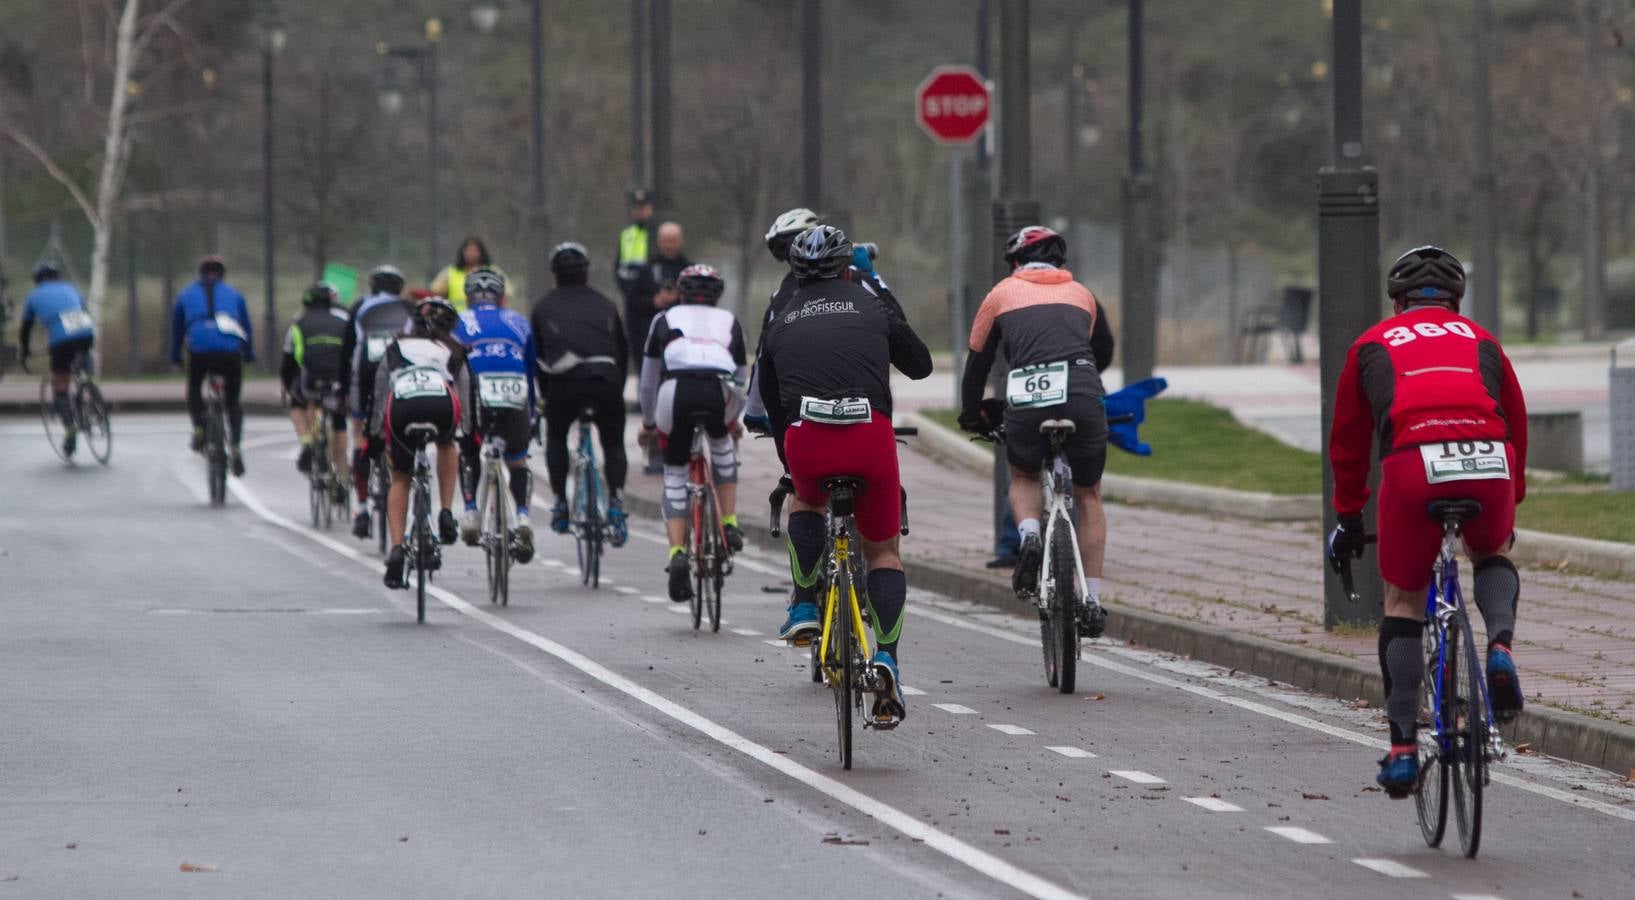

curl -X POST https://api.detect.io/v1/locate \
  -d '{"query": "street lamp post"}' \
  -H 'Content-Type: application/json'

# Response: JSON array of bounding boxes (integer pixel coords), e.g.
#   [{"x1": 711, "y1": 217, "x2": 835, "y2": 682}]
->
[
  {"x1": 378, "y1": 18, "x2": 444, "y2": 282},
  {"x1": 467, "y1": 0, "x2": 549, "y2": 300},
  {"x1": 254, "y1": 1, "x2": 286, "y2": 371},
  {"x1": 1120, "y1": 0, "x2": 1158, "y2": 385},
  {"x1": 801, "y1": 0, "x2": 822, "y2": 211},
  {"x1": 650, "y1": 0, "x2": 672, "y2": 215}
]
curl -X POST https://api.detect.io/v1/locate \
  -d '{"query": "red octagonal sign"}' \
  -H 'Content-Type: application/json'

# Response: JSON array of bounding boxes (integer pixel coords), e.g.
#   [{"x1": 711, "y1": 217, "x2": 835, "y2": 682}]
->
[{"x1": 916, "y1": 65, "x2": 991, "y2": 145}]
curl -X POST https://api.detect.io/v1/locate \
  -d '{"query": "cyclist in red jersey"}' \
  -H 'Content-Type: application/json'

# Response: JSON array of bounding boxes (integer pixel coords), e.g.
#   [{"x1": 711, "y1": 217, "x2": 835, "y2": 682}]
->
[{"x1": 1327, "y1": 245, "x2": 1528, "y2": 797}]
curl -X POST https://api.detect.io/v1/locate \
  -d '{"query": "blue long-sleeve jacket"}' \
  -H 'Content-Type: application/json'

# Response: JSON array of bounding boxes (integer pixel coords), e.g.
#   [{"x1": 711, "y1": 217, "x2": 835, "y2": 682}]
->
[
  {"x1": 453, "y1": 302, "x2": 537, "y2": 419},
  {"x1": 170, "y1": 279, "x2": 254, "y2": 363},
  {"x1": 20, "y1": 281, "x2": 94, "y2": 348}
]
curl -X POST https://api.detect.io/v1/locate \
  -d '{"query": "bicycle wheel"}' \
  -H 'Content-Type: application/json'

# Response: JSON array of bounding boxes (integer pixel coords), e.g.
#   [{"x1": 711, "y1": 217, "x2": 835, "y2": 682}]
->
[
  {"x1": 1451, "y1": 608, "x2": 1486, "y2": 858},
  {"x1": 206, "y1": 409, "x2": 227, "y2": 506},
  {"x1": 486, "y1": 470, "x2": 509, "y2": 607},
  {"x1": 1415, "y1": 619, "x2": 1450, "y2": 849},
  {"x1": 77, "y1": 382, "x2": 112, "y2": 465},
  {"x1": 38, "y1": 377, "x2": 69, "y2": 461},
  {"x1": 372, "y1": 461, "x2": 389, "y2": 555},
  {"x1": 413, "y1": 485, "x2": 429, "y2": 624},
  {"x1": 688, "y1": 492, "x2": 705, "y2": 630},
  {"x1": 1047, "y1": 518, "x2": 1080, "y2": 694},
  {"x1": 832, "y1": 563, "x2": 855, "y2": 770}
]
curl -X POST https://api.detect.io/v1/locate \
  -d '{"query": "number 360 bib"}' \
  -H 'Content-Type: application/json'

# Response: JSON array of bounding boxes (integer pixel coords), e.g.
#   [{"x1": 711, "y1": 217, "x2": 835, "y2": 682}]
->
[{"x1": 1006, "y1": 361, "x2": 1068, "y2": 409}]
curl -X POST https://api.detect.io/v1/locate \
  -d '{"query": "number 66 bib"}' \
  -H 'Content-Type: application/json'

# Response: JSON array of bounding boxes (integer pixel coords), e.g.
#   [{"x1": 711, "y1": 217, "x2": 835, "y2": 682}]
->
[{"x1": 1006, "y1": 361, "x2": 1068, "y2": 409}]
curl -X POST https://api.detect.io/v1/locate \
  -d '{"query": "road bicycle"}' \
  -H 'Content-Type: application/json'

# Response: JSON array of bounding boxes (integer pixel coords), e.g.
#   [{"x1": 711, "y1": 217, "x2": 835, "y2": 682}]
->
[
  {"x1": 400, "y1": 423, "x2": 443, "y2": 624},
  {"x1": 369, "y1": 453, "x2": 391, "y2": 555},
  {"x1": 203, "y1": 374, "x2": 230, "y2": 506},
  {"x1": 27, "y1": 351, "x2": 112, "y2": 465},
  {"x1": 1334, "y1": 498, "x2": 1508, "y2": 859},
  {"x1": 568, "y1": 405, "x2": 609, "y2": 588},
  {"x1": 769, "y1": 426, "x2": 916, "y2": 770},
  {"x1": 475, "y1": 433, "x2": 518, "y2": 607},
  {"x1": 306, "y1": 389, "x2": 349, "y2": 529},
  {"x1": 681, "y1": 413, "x2": 732, "y2": 632}
]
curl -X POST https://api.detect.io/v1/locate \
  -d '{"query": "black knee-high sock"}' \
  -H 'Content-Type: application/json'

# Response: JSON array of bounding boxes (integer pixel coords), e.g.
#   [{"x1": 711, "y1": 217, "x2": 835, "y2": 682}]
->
[
  {"x1": 1380, "y1": 617, "x2": 1423, "y2": 746},
  {"x1": 786, "y1": 512, "x2": 824, "y2": 606},
  {"x1": 1474, "y1": 556, "x2": 1519, "y2": 649},
  {"x1": 867, "y1": 568, "x2": 907, "y2": 659}
]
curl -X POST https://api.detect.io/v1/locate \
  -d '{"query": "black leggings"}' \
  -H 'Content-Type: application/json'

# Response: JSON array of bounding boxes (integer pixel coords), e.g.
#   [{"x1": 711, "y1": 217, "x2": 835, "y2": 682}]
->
[
  {"x1": 187, "y1": 351, "x2": 245, "y2": 444},
  {"x1": 544, "y1": 380, "x2": 627, "y2": 499}
]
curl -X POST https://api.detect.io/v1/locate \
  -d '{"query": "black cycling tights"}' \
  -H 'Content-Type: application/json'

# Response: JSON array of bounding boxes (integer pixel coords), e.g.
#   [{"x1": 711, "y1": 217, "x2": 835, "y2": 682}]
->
[
  {"x1": 187, "y1": 352, "x2": 245, "y2": 445},
  {"x1": 543, "y1": 381, "x2": 628, "y2": 499}
]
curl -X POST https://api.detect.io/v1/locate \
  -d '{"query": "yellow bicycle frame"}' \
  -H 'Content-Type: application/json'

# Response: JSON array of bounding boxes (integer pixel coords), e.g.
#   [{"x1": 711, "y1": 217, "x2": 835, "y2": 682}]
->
[{"x1": 816, "y1": 530, "x2": 872, "y2": 677}]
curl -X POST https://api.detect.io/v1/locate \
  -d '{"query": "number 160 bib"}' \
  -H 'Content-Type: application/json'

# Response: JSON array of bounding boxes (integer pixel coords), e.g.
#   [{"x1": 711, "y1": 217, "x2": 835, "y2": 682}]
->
[{"x1": 1006, "y1": 361, "x2": 1068, "y2": 409}]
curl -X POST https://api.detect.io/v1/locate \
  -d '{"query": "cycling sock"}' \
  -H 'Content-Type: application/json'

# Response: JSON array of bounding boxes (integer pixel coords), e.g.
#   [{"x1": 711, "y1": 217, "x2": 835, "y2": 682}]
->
[
  {"x1": 1379, "y1": 616, "x2": 1423, "y2": 745},
  {"x1": 668, "y1": 545, "x2": 685, "y2": 560},
  {"x1": 720, "y1": 513, "x2": 739, "y2": 528},
  {"x1": 1473, "y1": 556, "x2": 1518, "y2": 650},
  {"x1": 509, "y1": 467, "x2": 532, "y2": 516},
  {"x1": 1017, "y1": 518, "x2": 1041, "y2": 541},
  {"x1": 786, "y1": 511, "x2": 825, "y2": 607},
  {"x1": 299, "y1": 434, "x2": 313, "y2": 447},
  {"x1": 352, "y1": 449, "x2": 370, "y2": 503},
  {"x1": 1086, "y1": 577, "x2": 1103, "y2": 602},
  {"x1": 866, "y1": 567, "x2": 907, "y2": 658}
]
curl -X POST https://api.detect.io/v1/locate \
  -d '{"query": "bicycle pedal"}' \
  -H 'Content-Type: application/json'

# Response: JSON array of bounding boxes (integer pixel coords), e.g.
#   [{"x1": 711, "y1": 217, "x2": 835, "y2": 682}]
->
[
  {"x1": 787, "y1": 635, "x2": 815, "y2": 648},
  {"x1": 865, "y1": 717, "x2": 901, "y2": 731}
]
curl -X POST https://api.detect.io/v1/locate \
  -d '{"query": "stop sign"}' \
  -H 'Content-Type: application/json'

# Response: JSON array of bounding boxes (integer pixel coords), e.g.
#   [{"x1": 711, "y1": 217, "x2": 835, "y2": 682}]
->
[{"x1": 916, "y1": 65, "x2": 991, "y2": 144}]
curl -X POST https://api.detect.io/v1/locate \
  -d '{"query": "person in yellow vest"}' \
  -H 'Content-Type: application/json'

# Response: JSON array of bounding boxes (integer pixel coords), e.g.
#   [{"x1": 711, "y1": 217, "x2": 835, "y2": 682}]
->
[
  {"x1": 614, "y1": 189, "x2": 656, "y2": 372},
  {"x1": 429, "y1": 236, "x2": 494, "y2": 313}
]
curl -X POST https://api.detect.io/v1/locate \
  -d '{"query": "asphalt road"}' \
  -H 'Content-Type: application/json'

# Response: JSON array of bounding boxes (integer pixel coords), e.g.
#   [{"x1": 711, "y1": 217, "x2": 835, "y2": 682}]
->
[{"x1": 4, "y1": 414, "x2": 1634, "y2": 899}]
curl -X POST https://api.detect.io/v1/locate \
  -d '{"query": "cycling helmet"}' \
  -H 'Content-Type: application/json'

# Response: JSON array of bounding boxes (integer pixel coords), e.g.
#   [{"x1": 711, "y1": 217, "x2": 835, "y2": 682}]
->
[
  {"x1": 369, "y1": 264, "x2": 405, "y2": 295},
  {"x1": 32, "y1": 263, "x2": 60, "y2": 284},
  {"x1": 198, "y1": 255, "x2": 227, "y2": 278},
  {"x1": 549, "y1": 241, "x2": 590, "y2": 278},
  {"x1": 765, "y1": 207, "x2": 821, "y2": 261},
  {"x1": 787, "y1": 225, "x2": 853, "y2": 280},
  {"x1": 302, "y1": 281, "x2": 338, "y2": 307},
  {"x1": 1387, "y1": 245, "x2": 1466, "y2": 303},
  {"x1": 676, "y1": 264, "x2": 725, "y2": 305},
  {"x1": 416, "y1": 297, "x2": 460, "y2": 333},
  {"x1": 1003, "y1": 226, "x2": 1067, "y2": 268},
  {"x1": 463, "y1": 267, "x2": 506, "y2": 303}
]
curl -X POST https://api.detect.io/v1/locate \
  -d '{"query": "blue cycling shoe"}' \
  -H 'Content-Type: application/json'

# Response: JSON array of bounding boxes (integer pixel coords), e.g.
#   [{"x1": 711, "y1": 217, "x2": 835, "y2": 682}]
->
[
  {"x1": 1376, "y1": 748, "x2": 1418, "y2": 799},
  {"x1": 1487, "y1": 643, "x2": 1524, "y2": 722},
  {"x1": 779, "y1": 602, "x2": 820, "y2": 643},
  {"x1": 870, "y1": 650, "x2": 906, "y2": 725},
  {"x1": 607, "y1": 497, "x2": 629, "y2": 547},
  {"x1": 550, "y1": 499, "x2": 571, "y2": 535}
]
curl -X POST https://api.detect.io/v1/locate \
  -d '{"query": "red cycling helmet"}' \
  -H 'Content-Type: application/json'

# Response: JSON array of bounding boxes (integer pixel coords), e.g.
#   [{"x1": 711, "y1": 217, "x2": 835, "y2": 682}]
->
[{"x1": 1003, "y1": 226, "x2": 1067, "y2": 268}]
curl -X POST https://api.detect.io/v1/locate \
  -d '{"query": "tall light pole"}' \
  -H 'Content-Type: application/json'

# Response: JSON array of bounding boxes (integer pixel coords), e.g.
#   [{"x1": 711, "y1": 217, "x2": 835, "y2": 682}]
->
[
  {"x1": 254, "y1": 1, "x2": 287, "y2": 371},
  {"x1": 1120, "y1": 0, "x2": 1158, "y2": 385},
  {"x1": 630, "y1": 0, "x2": 646, "y2": 188},
  {"x1": 1470, "y1": 0, "x2": 1499, "y2": 334},
  {"x1": 470, "y1": 0, "x2": 548, "y2": 300},
  {"x1": 378, "y1": 17, "x2": 443, "y2": 281},
  {"x1": 1317, "y1": 0, "x2": 1383, "y2": 627},
  {"x1": 801, "y1": 0, "x2": 822, "y2": 211},
  {"x1": 649, "y1": 0, "x2": 672, "y2": 215}
]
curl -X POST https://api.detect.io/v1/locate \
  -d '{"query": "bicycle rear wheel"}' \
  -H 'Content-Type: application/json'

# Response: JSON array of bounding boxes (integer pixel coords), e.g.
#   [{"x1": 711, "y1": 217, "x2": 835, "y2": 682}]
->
[
  {"x1": 1415, "y1": 619, "x2": 1450, "y2": 849},
  {"x1": 207, "y1": 409, "x2": 228, "y2": 506},
  {"x1": 372, "y1": 461, "x2": 389, "y2": 555},
  {"x1": 1451, "y1": 608, "x2": 1486, "y2": 858},
  {"x1": 688, "y1": 492, "x2": 705, "y2": 631},
  {"x1": 832, "y1": 565, "x2": 855, "y2": 770},
  {"x1": 486, "y1": 471, "x2": 509, "y2": 607},
  {"x1": 413, "y1": 485, "x2": 429, "y2": 624},
  {"x1": 1046, "y1": 519, "x2": 1080, "y2": 694},
  {"x1": 38, "y1": 377, "x2": 69, "y2": 461},
  {"x1": 77, "y1": 382, "x2": 112, "y2": 465}
]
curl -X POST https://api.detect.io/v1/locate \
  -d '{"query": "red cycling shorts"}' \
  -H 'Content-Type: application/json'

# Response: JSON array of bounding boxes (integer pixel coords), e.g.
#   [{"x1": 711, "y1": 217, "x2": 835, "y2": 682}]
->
[
  {"x1": 782, "y1": 412, "x2": 901, "y2": 543},
  {"x1": 1376, "y1": 441, "x2": 1517, "y2": 591}
]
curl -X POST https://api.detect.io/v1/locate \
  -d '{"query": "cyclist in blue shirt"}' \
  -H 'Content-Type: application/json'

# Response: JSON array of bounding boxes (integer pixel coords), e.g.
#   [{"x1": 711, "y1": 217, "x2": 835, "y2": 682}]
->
[
  {"x1": 170, "y1": 256, "x2": 255, "y2": 476},
  {"x1": 18, "y1": 263, "x2": 95, "y2": 458},
  {"x1": 451, "y1": 268, "x2": 539, "y2": 562}
]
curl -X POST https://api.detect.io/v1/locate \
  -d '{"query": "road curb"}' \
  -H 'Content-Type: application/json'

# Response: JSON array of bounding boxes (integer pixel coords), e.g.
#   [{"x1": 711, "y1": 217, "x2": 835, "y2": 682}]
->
[{"x1": 621, "y1": 488, "x2": 1635, "y2": 777}]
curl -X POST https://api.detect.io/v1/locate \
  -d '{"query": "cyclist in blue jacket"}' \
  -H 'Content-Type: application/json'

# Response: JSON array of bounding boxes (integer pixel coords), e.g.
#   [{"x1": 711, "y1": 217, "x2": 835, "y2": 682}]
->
[
  {"x1": 451, "y1": 268, "x2": 539, "y2": 562},
  {"x1": 18, "y1": 263, "x2": 95, "y2": 458},
  {"x1": 170, "y1": 256, "x2": 255, "y2": 476}
]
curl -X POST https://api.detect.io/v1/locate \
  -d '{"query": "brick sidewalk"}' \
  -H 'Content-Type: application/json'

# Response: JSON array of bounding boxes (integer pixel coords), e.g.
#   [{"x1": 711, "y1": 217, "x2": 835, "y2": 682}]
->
[{"x1": 615, "y1": 418, "x2": 1635, "y2": 728}]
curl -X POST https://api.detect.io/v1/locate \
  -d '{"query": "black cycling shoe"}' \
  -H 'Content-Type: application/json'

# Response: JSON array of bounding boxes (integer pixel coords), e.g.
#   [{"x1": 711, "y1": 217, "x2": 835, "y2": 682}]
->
[
  {"x1": 723, "y1": 523, "x2": 745, "y2": 554},
  {"x1": 437, "y1": 508, "x2": 459, "y2": 545},
  {"x1": 668, "y1": 552, "x2": 693, "y2": 603},
  {"x1": 189, "y1": 429, "x2": 205, "y2": 453},
  {"x1": 352, "y1": 510, "x2": 372, "y2": 540},
  {"x1": 296, "y1": 445, "x2": 314, "y2": 474},
  {"x1": 1012, "y1": 533, "x2": 1042, "y2": 597},
  {"x1": 229, "y1": 448, "x2": 246, "y2": 478},
  {"x1": 1080, "y1": 601, "x2": 1108, "y2": 639},
  {"x1": 383, "y1": 544, "x2": 407, "y2": 589}
]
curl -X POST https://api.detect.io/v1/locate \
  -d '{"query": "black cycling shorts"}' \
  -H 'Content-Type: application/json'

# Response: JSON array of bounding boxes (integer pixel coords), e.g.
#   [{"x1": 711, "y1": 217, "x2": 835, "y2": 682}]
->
[
  {"x1": 48, "y1": 336, "x2": 94, "y2": 376},
  {"x1": 477, "y1": 404, "x2": 531, "y2": 461},
  {"x1": 659, "y1": 374, "x2": 730, "y2": 467},
  {"x1": 1004, "y1": 394, "x2": 1108, "y2": 488},
  {"x1": 385, "y1": 392, "x2": 456, "y2": 475},
  {"x1": 292, "y1": 375, "x2": 347, "y2": 429}
]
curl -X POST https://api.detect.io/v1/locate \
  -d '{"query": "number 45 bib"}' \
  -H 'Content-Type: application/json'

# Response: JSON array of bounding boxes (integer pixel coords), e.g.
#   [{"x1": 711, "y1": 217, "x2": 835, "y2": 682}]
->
[{"x1": 1007, "y1": 361, "x2": 1068, "y2": 409}]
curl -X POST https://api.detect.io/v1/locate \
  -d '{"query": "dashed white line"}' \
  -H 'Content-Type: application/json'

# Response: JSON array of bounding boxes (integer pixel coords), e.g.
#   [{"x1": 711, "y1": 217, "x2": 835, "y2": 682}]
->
[
  {"x1": 667, "y1": 605, "x2": 689, "y2": 615},
  {"x1": 541, "y1": 559, "x2": 565, "y2": 568},
  {"x1": 1450, "y1": 894, "x2": 1507, "y2": 900},
  {"x1": 932, "y1": 703, "x2": 978, "y2": 715},
  {"x1": 1264, "y1": 826, "x2": 1331, "y2": 845},
  {"x1": 1046, "y1": 746, "x2": 1097, "y2": 759},
  {"x1": 1108, "y1": 770, "x2": 1166, "y2": 785},
  {"x1": 643, "y1": 595, "x2": 667, "y2": 604},
  {"x1": 1351, "y1": 859, "x2": 1428, "y2": 878},
  {"x1": 730, "y1": 627, "x2": 761, "y2": 636},
  {"x1": 901, "y1": 685, "x2": 926, "y2": 696},
  {"x1": 763, "y1": 639, "x2": 788, "y2": 648},
  {"x1": 1182, "y1": 797, "x2": 1242, "y2": 813},
  {"x1": 614, "y1": 586, "x2": 640, "y2": 595},
  {"x1": 987, "y1": 724, "x2": 1035, "y2": 736}
]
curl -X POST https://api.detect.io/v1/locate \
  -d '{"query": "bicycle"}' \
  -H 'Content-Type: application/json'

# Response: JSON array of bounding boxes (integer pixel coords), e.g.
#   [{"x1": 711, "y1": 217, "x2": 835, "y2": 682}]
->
[
  {"x1": 370, "y1": 453, "x2": 391, "y2": 555},
  {"x1": 202, "y1": 374, "x2": 230, "y2": 506},
  {"x1": 400, "y1": 423, "x2": 443, "y2": 624},
  {"x1": 568, "y1": 405, "x2": 609, "y2": 589},
  {"x1": 681, "y1": 412, "x2": 733, "y2": 632},
  {"x1": 475, "y1": 433, "x2": 517, "y2": 607},
  {"x1": 1334, "y1": 498, "x2": 1507, "y2": 859},
  {"x1": 768, "y1": 426, "x2": 916, "y2": 770},
  {"x1": 26, "y1": 351, "x2": 112, "y2": 465},
  {"x1": 306, "y1": 390, "x2": 349, "y2": 530}
]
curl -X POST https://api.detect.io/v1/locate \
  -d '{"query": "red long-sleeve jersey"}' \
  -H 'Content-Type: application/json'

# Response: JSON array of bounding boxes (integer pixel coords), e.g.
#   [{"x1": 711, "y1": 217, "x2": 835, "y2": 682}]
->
[{"x1": 1328, "y1": 305, "x2": 1528, "y2": 515}]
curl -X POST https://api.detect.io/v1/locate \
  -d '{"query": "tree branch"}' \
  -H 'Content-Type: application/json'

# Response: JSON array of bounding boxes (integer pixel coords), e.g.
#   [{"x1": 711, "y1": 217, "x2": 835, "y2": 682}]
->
[
  {"x1": 0, "y1": 123, "x2": 100, "y2": 228},
  {"x1": 132, "y1": 0, "x2": 197, "y2": 61}
]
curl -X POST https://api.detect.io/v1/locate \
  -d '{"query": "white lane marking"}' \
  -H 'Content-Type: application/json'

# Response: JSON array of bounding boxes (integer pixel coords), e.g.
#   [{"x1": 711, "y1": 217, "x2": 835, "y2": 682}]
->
[
  {"x1": 1046, "y1": 746, "x2": 1097, "y2": 759},
  {"x1": 901, "y1": 685, "x2": 926, "y2": 696},
  {"x1": 1182, "y1": 797, "x2": 1242, "y2": 813},
  {"x1": 542, "y1": 559, "x2": 565, "y2": 568},
  {"x1": 1451, "y1": 894, "x2": 1507, "y2": 900},
  {"x1": 148, "y1": 607, "x2": 381, "y2": 616},
  {"x1": 907, "y1": 604, "x2": 1635, "y2": 825},
  {"x1": 600, "y1": 576, "x2": 617, "y2": 585},
  {"x1": 988, "y1": 724, "x2": 1035, "y2": 736},
  {"x1": 1265, "y1": 826, "x2": 1331, "y2": 845},
  {"x1": 932, "y1": 703, "x2": 978, "y2": 715},
  {"x1": 1109, "y1": 770, "x2": 1166, "y2": 785},
  {"x1": 1351, "y1": 859, "x2": 1428, "y2": 878},
  {"x1": 227, "y1": 479, "x2": 1086, "y2": 900},
  {"x1": 239, "y1": 432, "x2": 297, "y2": 450},
  {"x1": 667, "y1": 605, "x2": 689, "y2": 615},
  {"x1": 614, "y1": 586, "x2": 640, "y2": 595},
  {"x1": 730, "y1": 628, "x2": 761, "y2": 636},
  {"x1": 643, "y1": 595, "x2": 667, "y2": 604},
  {"x1": 763, "y1": 639, "x2": 788, "y2": 648}
]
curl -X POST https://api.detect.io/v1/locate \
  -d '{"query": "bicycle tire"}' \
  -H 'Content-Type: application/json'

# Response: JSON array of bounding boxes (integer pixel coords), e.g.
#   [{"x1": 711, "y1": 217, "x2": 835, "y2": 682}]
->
[
  {"x1": 586, "y1": 469, "x2": 602, "y2": 589},
  {"x1": 706, "y1": 487, "x2": 723, "y2": 632},
  {"x1": 413, "y1": 482, "x2": 428, "y2": 624},
  {"x1": 487, "y1": 470, "x2": 509, "y2": 607},
  {"x1": 689, "y1": 490, "x2": 705, "y2": 630},
  {"x1": 833, "y1": 561, "x2": 855, "y2": 770},
  {"x1": 38, "y1": 376, "x2": 69, "y2": 461},
  {"x1": 78, "y1": 382, "x2": 112, "y2": 465},
  {"x1": 373, "y1": 461, "x2": 389, "y2": 556},
  {"x1": 1048, "y1": 518, "x2": 1080, "y2": 694},
  {"x1": 206, "y1": 406, "x2": 227, "y2": 506},
  {"x1": 1451, "y1": 607, "x2": 1486, "y2": 858},
  {"x1": 1415, "y1": 618, "x2": 1450, "y2": 848}
]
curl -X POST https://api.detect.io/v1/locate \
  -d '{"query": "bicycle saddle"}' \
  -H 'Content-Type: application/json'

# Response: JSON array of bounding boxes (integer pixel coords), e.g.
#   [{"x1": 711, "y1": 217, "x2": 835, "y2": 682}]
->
[
  {"x1": 1426, "y1": 499, "x2": 1483, "y2": 523},
  {"x1": 820, "y1": 476, "x2": 866, "y2": 495},
  {"x1": 1039, "y1": 419, "x2": 1077, "y2": 434},
  {"x1": 402, "y1": 422, "x2": 441, "y2": 442}
]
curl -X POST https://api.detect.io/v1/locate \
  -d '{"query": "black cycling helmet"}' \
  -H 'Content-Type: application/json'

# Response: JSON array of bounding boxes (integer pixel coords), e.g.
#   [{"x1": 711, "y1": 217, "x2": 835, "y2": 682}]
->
[
  {"x1": 1003, "y1": 225, "x2": 1067, "y2": 268},
  {"x1": 32, "y1": 263, "x2": 60, "y2": 284},
  {"x1": 549, "y1": 241, "x2": 590, "y2": 279},
  {"x1": 302, "y1": 281, "x2": 338, "y2": 308},
  {"x1": 676, "y1": 264, "x2": 725, "y2": 305},
  {"x1": 416, "y1": 297, "x2": 460, "y2": 334},
  {"x1": 1387, "y1": 245, "x2": 1466, "y2": 304},
  {"x1": 369, "y1": 264, "x2": 405, "y2": 296},
  {"x1": 463, "y1": 267, "x2": 506, "y2": 303},
  {"x1": 199, "y1": 255, "x2": 227, "y2": 279},
  {"x1": 787, "y1": 225, "x2": 853, "y2": 280}
]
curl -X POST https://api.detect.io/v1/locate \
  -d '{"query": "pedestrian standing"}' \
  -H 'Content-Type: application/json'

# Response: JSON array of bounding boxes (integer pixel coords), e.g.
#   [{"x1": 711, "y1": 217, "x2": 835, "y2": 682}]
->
[{"x1": 614, "y1": 189, "x2": 657, "y2": 373}]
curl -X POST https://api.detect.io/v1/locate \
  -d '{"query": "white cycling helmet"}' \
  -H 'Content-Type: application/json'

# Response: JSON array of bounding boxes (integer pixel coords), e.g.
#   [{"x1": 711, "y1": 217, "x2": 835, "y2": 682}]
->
[{"x1": 765, "y1": 207, "x2": 820, "y2": 244}]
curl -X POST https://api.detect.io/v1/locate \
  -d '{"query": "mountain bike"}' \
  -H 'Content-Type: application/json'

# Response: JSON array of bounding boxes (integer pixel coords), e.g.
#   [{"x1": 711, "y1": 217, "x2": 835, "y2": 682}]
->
[
  {"x1": 681, "y1": 413, "x2": 734, "y2": 632},
  {"x1": 1334, "y1": 498, "x2": 1507, "y2": 859},
  {"x1": 475, "y1": 433, "x2": 517, "y2": 607},
  {"x1": 401, "y1": 424, "x2": 443, "y2": 624},
  {"x1": 568, "y1": 405, "x2": 608, "y2": 589},
  {"x1": 203, "y1": 374, "x2": 230, "y2": 506},
  {"x1": 28, "y1": 351, "x2": 112, "y2": 465}
]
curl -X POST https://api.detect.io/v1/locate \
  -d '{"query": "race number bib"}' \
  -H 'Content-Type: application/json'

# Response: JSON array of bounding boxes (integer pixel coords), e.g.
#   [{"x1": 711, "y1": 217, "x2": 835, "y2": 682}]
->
[
  {"x1": 365, "y1": 334, "x2": 391, "y2": 363},
  {"x1": 214, "y1": 312, "x2": 248, "y2": 341},
  {"x1": 798, "y1": 396, "x2": 872, "y2": 424},
  {"x1": 391, "y1": 365, "x2": 450, "y2": 401},
  {"x1": 1420, "y1": 440, "x2": 1509, "y2": 484},
  {"x1": 478, "y1": 372, "x2": 528, "y2": 410},
  {"x1": 58, "y1": 310, "x2": 94, "y2": 335},
  {"x1": 1007, "y1": 361, "x2": 1068, "y2": 409}
]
